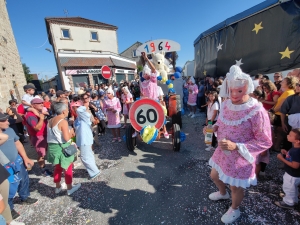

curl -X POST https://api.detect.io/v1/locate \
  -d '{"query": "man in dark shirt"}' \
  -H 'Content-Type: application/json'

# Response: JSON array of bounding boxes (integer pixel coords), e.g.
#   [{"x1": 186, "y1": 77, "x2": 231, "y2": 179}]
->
[
  {"x1": 0, "y1": 112, "x2": 38, "y2": 220},
  {"x1": 275, "y1": 128, "x2": 300, "y2": 209},
  {"x1": 274, "y1": 72, "x2": 283, "y2": 92}
]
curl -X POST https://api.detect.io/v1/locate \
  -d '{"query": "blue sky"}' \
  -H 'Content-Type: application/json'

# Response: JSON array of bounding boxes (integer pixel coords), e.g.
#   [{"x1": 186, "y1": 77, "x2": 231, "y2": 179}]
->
[{"x1": 7, "y1": 0, "x2": 264, "y2": 80}]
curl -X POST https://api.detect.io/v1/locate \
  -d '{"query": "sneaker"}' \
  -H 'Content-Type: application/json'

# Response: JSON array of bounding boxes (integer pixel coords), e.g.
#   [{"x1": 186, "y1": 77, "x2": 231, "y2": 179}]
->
[
  {"x1": 55, "y1": 187, "x2": 63, "y2": 194},
  {"x1": 205, "y1": 147, "x2": 211, "y2": 152},
  {"x1": 67, "y1": 183, "x2": 81, "y2": 196},
  {"x1": 42, "y1": 168, "x2": 53, "y2": 177},
  {"x1": 132, "y1": 131, "x2": 138, "y2": 138},
  {"x1": 10, "y1": 220, "x2": 25, "y2": 225},
  {"x1": 188, "y1": 112, "x2": 192, "y2": 117},
  {"x1": 221, "y1": 207, "x2": 241, "y2": 224},
  {"x1": 275, "y1": 201, "x2": 294, "y2": 209},
  {"x1": 191, "y1": 114, "x2": 195, "y2": 118},
  {"x1": 118, "y1": 137, "x2": 122, "y2": 143},
  {"x1": 20, "y1": 197, "x2": 38, "y2": 205},
  {"x1": 112, "y1": 138, "x2": 117, "y2": 143},
  {"x1": 89, "y1": 171, "x2": 101, "y2": 180},
  {"x1": 11, "y1": 209, "x2": 20, "y2": 220},
  {"x1": 209, "y1": 191, "x2": 230, "y2": 201},
  {"x1": 164, "y1": 133, "x2": 170, "y2": 139}
]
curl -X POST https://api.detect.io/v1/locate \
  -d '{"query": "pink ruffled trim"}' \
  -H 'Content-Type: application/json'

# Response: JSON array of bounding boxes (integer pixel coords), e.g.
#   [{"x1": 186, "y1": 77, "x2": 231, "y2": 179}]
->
[{"x1": 209, "y1": 158, "x2": 257, "y2": 189}]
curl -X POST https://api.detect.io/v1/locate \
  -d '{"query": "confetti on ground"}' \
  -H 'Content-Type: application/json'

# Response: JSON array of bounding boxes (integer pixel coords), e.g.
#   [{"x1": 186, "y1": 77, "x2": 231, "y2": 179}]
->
[{"x1": 12, "y1": 113, "x2": 300, "y2": 225}]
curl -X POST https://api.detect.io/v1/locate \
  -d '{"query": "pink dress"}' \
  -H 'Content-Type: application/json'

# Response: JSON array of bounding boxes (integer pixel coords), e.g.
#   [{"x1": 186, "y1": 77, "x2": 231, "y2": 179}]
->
[
  {"x1": 209, "y1": 98, "x2": 272, "y2": 188},
  {"x1": 184, "y1": 84, "x2": 198, "y2": 106},
  {"x1": 121, "y1": 93, "x2": 133, "y2": 115},
  {"x1": 140, "y1": 71, "x2": 158, "y2": 100},
  {"x1": 103, "y1": 97, "x2": 122, "y2": 128}
]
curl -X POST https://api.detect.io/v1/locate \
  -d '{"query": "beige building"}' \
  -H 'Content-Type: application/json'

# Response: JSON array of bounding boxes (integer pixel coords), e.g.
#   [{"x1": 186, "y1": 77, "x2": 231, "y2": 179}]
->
[
  {"x1": 0, "y1": 0, "x2": 26, "y2": 110},
  {"x1": 45, "y1": 17, "x2": 136, "y2": 91}
]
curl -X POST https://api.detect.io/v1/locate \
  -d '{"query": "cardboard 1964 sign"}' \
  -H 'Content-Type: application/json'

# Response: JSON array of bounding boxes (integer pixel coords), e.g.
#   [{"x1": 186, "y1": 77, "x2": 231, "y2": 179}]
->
[
  {"x1": 135, "y1": 39, "x2": 180, "y2": 56},
  {"x1": 129, "y1": 99, "x2": 165, "y2": 131}
]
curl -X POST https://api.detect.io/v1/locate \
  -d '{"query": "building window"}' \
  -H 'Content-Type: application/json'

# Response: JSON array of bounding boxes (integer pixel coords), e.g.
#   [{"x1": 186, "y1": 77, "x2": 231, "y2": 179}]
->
[
  {"x1": 61, "y1": 29, "x2": 70, "y2": 39},
  {"x1": 115, "y1": 74, "x2": 126, "y2": 84},
  {"x1": 91, "y1": 31, "x2": 98, "y2": 41}
]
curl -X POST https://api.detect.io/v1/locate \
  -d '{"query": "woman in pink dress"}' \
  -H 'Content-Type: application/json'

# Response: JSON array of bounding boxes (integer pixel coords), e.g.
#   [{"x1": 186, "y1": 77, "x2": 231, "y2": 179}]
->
[
  {"x1": 121, "y1": 86, "x2": 133, "y2": 129},
  {"x1": 184, "y1": 77, "x2": 198, "y2": 118},
  {"x1": 204, "y1": 65, "x2": 272, "y2": 224},
  {"x1": 103, "y1": 88, "x2": 122, "y2": 143},
  {"x1": 140, "y1": 52, "x2": 158, "y2": 100},
  {"x1": 132, "y1": 52, "x2": 159, "y2": 138}
]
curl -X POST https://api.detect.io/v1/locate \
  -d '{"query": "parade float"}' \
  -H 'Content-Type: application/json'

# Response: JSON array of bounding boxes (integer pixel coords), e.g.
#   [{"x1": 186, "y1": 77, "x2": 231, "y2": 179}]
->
[{"x1": 125, "y1": 39, "x2": 185, "y2": 152}]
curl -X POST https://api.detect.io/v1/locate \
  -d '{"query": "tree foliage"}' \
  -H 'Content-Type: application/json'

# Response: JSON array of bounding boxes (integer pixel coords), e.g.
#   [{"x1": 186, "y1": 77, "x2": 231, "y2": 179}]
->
[{"x1": 22, "y1": 63, "x2": 33, "y2": 83}]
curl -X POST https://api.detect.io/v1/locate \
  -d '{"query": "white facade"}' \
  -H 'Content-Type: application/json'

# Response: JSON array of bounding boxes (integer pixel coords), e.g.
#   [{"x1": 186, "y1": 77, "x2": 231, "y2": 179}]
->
[
  {"x1": 45, "y1": 17, "x2": 136, "y2": 91},
  {"x1": 50, "y1": 23, "x2": 118, "y2": 53},
  {"x1": 182, "y1": 60, "x2": 195, "y2": 77}
]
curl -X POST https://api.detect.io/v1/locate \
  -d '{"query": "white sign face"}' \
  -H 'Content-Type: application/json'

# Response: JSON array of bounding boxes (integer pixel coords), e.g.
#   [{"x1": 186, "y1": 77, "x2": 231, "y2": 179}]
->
[
  {"x1": 134, "y1": 104, "x2": 160, "y2": 128},
  {"x1": 135, "y1": 39, "x2": 181, "y2": 56}
]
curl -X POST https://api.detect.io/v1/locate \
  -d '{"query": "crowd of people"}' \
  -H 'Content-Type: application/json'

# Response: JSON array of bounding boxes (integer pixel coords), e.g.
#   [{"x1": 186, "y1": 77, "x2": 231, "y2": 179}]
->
[
  {"x1": 0, "y1": 79, "x2": 142, "y2": 224},
  {"x1": 0, "y1": 65, "x2": 300, "y2": 224}
]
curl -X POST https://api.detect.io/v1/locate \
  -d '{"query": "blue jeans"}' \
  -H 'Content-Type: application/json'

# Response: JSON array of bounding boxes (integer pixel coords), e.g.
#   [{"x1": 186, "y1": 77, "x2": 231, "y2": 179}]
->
[
  {"x1": 79, "y1": 145, "x2": 100, "y2": 177},
  {"x1": 8, "y1": 155, "x2": 30, "y2": 210}
]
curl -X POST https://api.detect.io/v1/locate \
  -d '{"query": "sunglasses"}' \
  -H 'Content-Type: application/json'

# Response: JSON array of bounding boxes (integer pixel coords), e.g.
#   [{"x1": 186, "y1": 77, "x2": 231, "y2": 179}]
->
[{"x1": 274, "y1": 76, "x2": 280, "y2": 78}]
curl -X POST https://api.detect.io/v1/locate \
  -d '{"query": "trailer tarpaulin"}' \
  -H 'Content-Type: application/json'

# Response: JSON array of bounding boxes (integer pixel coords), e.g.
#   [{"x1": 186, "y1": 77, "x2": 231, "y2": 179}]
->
[{"x1": 194, "y1": 0, "x2": 300, "y2": 78}]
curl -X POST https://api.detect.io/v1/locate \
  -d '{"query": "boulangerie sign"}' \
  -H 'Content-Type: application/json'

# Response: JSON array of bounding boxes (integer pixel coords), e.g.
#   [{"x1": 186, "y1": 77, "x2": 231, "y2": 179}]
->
[{"x1": 66, "y1": 69, "x2": 101, "y2": 75}]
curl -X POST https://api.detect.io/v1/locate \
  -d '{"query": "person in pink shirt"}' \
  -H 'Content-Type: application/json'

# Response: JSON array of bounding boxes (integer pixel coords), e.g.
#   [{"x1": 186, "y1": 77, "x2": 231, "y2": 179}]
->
[
  {"x1": 121, "y1": 86, "x2": 133, "y2": 129},
  {"x1": 184, "y1": 77, "x2": 198, "y2": 118},
  {"x1": 140, "y1": 52, "x2": 159, "y2": 100},
  {"x1": 204, "y1": 65, "x2": 272, "y2": 224},
  {"x1": 103, "y1": 88, "x2": 122, "y2": 143}
]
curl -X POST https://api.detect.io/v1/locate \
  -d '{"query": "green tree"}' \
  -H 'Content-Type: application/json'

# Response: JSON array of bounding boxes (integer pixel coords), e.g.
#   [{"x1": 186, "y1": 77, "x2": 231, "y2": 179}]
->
[
  {"x1": 137, "y1": 65, "x2": 143, "y2": 73},
  {"x1": 22, "y1": 63, "x2": 33, "y2": 82}
]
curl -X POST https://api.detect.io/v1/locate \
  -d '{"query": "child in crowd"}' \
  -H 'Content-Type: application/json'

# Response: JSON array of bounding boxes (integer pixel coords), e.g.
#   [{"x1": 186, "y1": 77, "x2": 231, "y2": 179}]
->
[
  {"x1": 275, "y1": 128, "x2": 300, "y2": 209},
  {"x1": 252, "y1": 89, "x2": 264, "y2": 100},
  {"x1": 183, "y1": 84, "x2": 189, "y2": 112},
  {"x1": 184, "y1": 77, "x2": 198, "y2": 118},
  {"x1": 205, "y1": 91, "x2": 220, "y2": 151},
  {"x1": 121, "y1": 86, "x2": 133, "y2": 129},
  {"x1": 255, "y1": 150, "x2": 269, "y2": 177},
  {"x1": 21, "y1": 84, "x2": 42, "y2": 117}
]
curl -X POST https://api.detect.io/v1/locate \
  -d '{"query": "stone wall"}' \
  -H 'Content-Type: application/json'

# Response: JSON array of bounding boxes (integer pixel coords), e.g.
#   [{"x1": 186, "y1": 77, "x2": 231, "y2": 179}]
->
[{"x1": 0, "y1": 0, "x2": 26, "y2": 110}]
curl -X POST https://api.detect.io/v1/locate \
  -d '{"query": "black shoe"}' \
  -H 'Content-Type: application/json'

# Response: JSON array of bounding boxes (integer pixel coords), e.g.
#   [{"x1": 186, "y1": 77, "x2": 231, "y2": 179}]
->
[
  {"x1": 11, "y1": 208, "x2": 20, "y2": 220},
  {"x1": 20, "y1": 197, "x2": 38, "y2": 205},
  {"x1": 42, "y1": 168, "x2": 53, "y2": 177}
]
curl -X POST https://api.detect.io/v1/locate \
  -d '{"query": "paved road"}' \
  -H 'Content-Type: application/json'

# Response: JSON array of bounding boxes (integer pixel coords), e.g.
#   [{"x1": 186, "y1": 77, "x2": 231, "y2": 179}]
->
[{"x1": 13, "y1": 113, "x2": 300, "y2": 225}]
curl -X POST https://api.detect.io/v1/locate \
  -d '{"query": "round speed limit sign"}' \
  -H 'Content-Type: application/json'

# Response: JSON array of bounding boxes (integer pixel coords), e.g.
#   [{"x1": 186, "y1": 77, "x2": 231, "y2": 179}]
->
[{"x1": 129, "y1": 99, "x2": 165, "y2": 131}]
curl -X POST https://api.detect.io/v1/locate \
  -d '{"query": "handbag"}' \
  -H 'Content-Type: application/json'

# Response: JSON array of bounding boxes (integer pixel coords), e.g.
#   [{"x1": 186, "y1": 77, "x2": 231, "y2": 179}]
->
[
  {"x1": 50, "y1": 119, "x2": 77, "y2": 157},
  {"x1": 93, "y1": 117, "x2": 100, "y2": 126}
]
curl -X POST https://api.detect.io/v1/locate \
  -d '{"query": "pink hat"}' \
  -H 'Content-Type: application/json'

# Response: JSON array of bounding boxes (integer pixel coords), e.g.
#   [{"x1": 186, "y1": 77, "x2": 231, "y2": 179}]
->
[
  {"x1": 31, "y1": 98, "x2": 44, "y2": 104},
  {"x1": 72, "y1": 101, "x2": 82, "y2": 107}
]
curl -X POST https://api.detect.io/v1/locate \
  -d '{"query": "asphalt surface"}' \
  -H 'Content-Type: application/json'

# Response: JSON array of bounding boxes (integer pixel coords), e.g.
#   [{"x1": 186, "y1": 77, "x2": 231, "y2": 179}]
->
[{"x1": 12, "y1": 113, "x2": 300, "y2": 225}]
